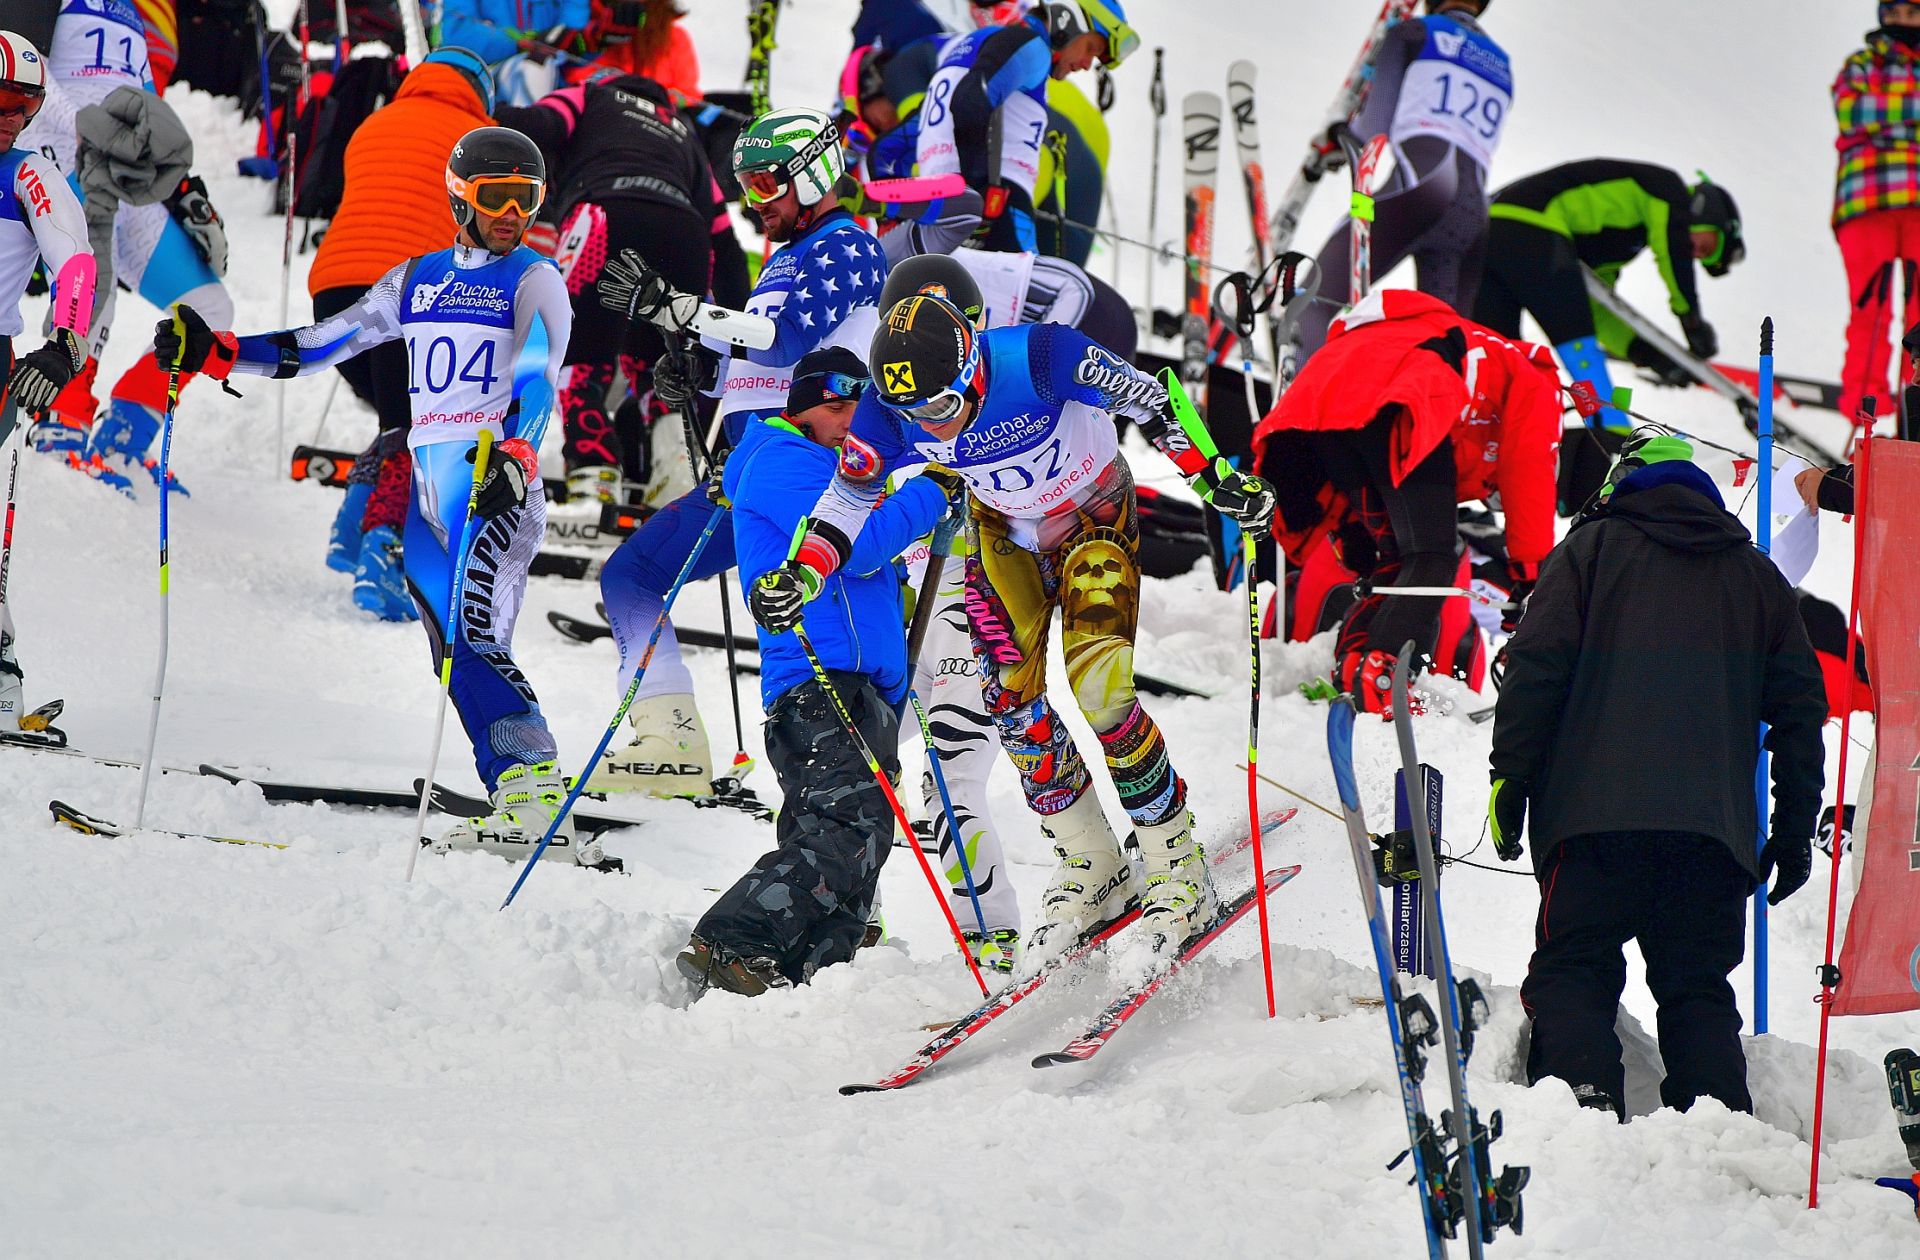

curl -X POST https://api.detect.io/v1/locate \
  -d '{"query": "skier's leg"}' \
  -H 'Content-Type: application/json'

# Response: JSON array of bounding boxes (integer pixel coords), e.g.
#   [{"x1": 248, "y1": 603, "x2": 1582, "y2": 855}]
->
[
  {"x1": 1407, "y1": 158, "x2": 1486, "y2": 315},
  {"x1": 1518, "y1": 838, "x2": 1636, "y2": 1117},
  {"x1": 555, "y1": 202, "x2": 627, "y2": 482},
  {"x1": 1355, "y1": 426, "x2": 1459, "y2": 664},
  {"x1": 690, "y1": 673, "x2": 898, "y2": 988},
  {"x1": 1836, "y1": 212, "x2": 1901, "y2": 423},
  {"x1": 1469, "y1": 219, "x2": 1528, "y2": 339},
  {"x1": 1639, "y1": 834, "x2": 1754, "y2": 1114}
]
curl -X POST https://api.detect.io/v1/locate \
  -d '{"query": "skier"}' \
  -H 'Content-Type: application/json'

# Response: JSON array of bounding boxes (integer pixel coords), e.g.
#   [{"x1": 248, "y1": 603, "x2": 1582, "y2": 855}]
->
[
  {"x1": 679, "y1": 348, "x2": 951, "y2": 995},
  {"x1": 494, "y1": 67, "x2": 749, "y2": 511},
  {"x1": 747, "y1": 291, "x2": 1275, "y2": 955},
  {"x1": 584, "y1": 106, "x2": 888, "y2": 801},
  {"x1": 436, "y1": 0, "x2": 587, "y2": 67},
  {"x1": 1832, "y1": 2, "x2": 1920, "y2": 426},
  {"x1": 307, "y1": 45, "x2": 496, "y2": 623},
  {"x1": 1489, "y1": 432, "x2": 1827, "y2": 1118},
  {"x1": 915, "y1": 0, "x2": 1136, "y2": 253},
  {"x1": 151, "y1": 126, "x2": 601, "y2": 866},
  {"x1": 0, "y1": 30, "x2": 94, "y2": 740},
  {"x1": 20, "y1": 0, "x2": 231, "y2": 494},
  {"x1": 1253, "y1": 289, "x2": 1560, "y2": 710},
  {"x1": 1291, "y1": 0, "x2": 1513, "y2": 362},
  {"x1": 1473, "y1": 160, "x2": 1744, "y2": 513}
]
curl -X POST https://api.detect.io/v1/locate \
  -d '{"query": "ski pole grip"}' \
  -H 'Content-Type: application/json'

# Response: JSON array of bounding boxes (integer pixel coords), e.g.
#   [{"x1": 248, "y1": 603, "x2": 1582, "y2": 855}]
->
[
  {"x1": 1760, "y1": 315, "x2": 1773, "y2": 358},
  {"x1": 1157, "y1": 367, "x2": 1222, "y2": 462},
  {"x1": 470, "y1": 428, "x2": 494, "y2": 490}
]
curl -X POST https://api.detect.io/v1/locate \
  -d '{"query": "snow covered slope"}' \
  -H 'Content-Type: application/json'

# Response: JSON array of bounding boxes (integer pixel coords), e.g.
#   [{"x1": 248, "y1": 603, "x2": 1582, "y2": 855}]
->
[{"x1": 3, "y1": 2, "x2": 1916, "y2": 1256}]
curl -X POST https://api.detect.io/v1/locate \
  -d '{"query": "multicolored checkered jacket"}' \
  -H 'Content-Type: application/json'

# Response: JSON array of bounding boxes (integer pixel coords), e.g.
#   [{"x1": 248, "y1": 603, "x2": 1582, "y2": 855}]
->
[{"x1": 1833, "y1": 33, "x2": 1920, "y2": 228}]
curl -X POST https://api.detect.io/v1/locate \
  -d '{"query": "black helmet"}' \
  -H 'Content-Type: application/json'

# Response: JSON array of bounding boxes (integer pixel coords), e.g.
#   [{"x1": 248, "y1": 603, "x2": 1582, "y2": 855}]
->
[
  {"x1": 446, "y1": 126, "x2": 547, "y2": 234},
  {"x1": 879, "y1": 254, "x2": 987, "y2": 328},
  {"x1": 869, "y1": 294, "x2": 981, "y2": 425},
  {"x1": 1425, "y1": 0, "x2": 1490, "y2": 14},
  {"x1": 1689, "y1": 174, "x2": 1745, "y2": 277}
]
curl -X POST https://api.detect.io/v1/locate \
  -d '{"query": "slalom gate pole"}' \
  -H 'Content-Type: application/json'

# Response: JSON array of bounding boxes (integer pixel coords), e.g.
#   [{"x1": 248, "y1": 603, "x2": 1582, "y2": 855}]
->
[
  {"x1": 404, "y1": 429, "x2": 493, "y2": 881},
  {"x1": 793, "y1": 621, "x2": 989, "y2": 997},
  {"x1": 903, "y1": 513, "x2": 991, "y2": 941},
  {"x1": 133, "y1": 317, "x2": 186, "y2": 828},
  {"x1": 1753, "y1": 319, "x2": 1775, "y2": 1034},
  {"x1": 499, "y1": 510, "x2": 723, "y2": 910},
  {"x1": 1808, "y1": 436, "x2": 1870, "y2": 1208},
  {"x1": 1244, "y1": 531, "x2": 1276, "y2": 1018}
]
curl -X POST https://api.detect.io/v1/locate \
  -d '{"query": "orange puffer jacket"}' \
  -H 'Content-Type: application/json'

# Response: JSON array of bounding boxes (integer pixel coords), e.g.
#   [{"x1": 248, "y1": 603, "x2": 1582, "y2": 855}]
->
[{"x1": 308, "y1": 63, "x2": 493, "y2": 297}]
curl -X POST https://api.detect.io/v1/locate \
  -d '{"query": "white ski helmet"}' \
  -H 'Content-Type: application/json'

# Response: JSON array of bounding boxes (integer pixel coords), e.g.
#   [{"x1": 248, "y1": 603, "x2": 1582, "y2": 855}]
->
[{"x1": 0, "y1": 30, "x2": 49, "y2": 121}]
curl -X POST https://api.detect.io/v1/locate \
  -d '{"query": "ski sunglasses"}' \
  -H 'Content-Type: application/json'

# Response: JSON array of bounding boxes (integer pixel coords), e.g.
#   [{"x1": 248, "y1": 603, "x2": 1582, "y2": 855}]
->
[
  {"x1": 0, "y1": 83, "x2": 42, "y2": 119},
  {"x1": 450, "y1": 172, "x2": 546, "y2": 217}
]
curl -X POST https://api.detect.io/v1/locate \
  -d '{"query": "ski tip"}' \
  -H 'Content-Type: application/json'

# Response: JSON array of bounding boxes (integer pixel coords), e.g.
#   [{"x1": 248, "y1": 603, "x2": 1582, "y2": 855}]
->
[
  {"x1": 837, "y1": 1082, "x2": 892, "y2": 1096},
  {"x1": 1031, "y1": 1051, "x2": 1088, "y2": 1070}
]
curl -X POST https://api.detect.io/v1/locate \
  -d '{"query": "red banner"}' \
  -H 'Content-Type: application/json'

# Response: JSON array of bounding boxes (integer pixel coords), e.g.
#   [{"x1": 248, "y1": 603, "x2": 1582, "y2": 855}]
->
[{"x1": 1835, "y1": 439, "x2": 1920, "y2": 1015}]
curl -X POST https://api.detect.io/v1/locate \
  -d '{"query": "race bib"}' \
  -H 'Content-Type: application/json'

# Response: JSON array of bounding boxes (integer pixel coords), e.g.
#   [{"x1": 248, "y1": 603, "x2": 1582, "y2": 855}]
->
[{"x1": 1391, "y1": 21, "x2": 1513, "y2": 172}]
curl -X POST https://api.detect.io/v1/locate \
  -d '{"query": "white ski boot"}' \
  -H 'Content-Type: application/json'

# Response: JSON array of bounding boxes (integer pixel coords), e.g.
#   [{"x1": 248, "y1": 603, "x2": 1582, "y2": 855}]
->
[
  {"x1": 584, "y1": 693, "x2": 713, "y2": 797},
  {"x1": 1135, "y1": 809, "x2": 1218, "y2": 948},
  {"x1": 1020, "y1": 792, "x2": 1134, "y2": 972},
  {"x1": 430, "y1": 760, "x2": 605, "y2": 866},
  {"x1": 0, "y1": 652, "x2": 21, "y2": 734},
  {"x1": 544, "y1": 465, "x2": 624, "y2": 551}
]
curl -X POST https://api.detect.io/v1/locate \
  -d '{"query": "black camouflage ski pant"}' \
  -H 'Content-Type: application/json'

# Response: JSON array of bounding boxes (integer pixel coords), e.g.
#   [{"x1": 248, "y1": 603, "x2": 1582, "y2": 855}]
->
[{"x1": 695, "y1": 671, "x2": 899, "y2": 984}]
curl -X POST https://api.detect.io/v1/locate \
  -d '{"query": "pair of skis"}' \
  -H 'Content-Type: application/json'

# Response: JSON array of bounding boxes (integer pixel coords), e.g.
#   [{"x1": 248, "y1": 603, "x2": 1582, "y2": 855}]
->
[
  {"x1": 841, "y1": 809, "x2": 1298, "y2": 1094},
  {"x1": 1326, "y1": 645, "x2": 1527, "y2": 1256}
]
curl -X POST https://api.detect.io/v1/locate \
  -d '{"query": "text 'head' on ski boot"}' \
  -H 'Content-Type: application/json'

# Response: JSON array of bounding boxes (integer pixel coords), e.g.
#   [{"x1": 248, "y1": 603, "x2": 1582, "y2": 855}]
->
[
  {"x1": 1021, "y1": 791, "x2": 1133, "y2": 973},
  {"x1": 584, "y1": 693, "x2": 713, "y2": 798},
  {"x1": 429, "y1": 760, "x2": 607, "y2": 867}
]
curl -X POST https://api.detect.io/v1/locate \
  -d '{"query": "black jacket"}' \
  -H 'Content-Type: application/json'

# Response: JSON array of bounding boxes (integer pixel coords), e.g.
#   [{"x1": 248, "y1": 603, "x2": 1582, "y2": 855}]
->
[{"x1": 1490, "y1": 475, "x2": 1827, "y2": 880}]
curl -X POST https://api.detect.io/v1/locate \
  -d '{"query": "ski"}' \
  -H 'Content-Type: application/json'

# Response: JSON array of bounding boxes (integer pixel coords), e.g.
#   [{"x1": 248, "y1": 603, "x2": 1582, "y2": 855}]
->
[
  {"x1": 48, "y1": 799, "x2": 289, "y2": 849},
  {"x1": 839, "y1": 808, "x2": 1295, "y2": 1095},
  {"x1": 1227, "y1": 62, "x2": 1272, "y2": 275},
  {"x1": 1179, "y1": 91, "x2": 1222, "y2": 399},
  {"x1": 195, "y1": 764, "x2": 424, "y2": 810},
  {"x1": 1029, "y1": 862, "x2": 1303, "y2": 1068},
  {"x1": 1391, "y1": 645, "x2": 1528, "y2": 1251}
]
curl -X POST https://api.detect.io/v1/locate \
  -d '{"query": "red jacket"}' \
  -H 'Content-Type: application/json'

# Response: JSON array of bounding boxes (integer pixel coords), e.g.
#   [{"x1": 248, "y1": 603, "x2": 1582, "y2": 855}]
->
[{"x1": 1253, "y1": 290, "x2": 1562, "y2": 569}]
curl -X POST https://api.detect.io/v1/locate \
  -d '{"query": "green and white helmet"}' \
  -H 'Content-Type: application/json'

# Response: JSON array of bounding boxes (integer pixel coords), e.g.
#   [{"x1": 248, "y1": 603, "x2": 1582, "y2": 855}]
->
[{"x1": 732, "y1": 106, "x2": 845, "y2": 207}]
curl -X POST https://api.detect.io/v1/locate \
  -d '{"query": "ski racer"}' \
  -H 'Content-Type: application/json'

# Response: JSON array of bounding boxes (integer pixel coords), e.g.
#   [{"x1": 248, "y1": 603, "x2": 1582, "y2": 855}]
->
[
  {"x1": 151, "y1": 126, "x2": 603, "y2": 867},
  {"x1": 1292, "y1": 0, "x2": 1512, "y2": 362},
  {"x1": 1472, "y1": 160, "x2": 1744, "y2": 513},
  {"x1": 1253, "y1": 288, "x2": 1560, "y2": 711},
  {"x1": 0, "y1": 30, "x2": 94, "y2": 741},
  {"x1": 679, "y1": 347, "x2": 950, "y2": 995},
  {"x1": 915, "y1": 0, "x2": 1135, "y2": 253},
  {"x1": 20, "y1": 0, "x2": 231, "y2": 494},
  {"x1": 1489, "y1": 432, "x2": 1827, "y2": 1118},
  {"x1": 746, "y1": 290, "x2": 1276, "y2": 957},
  {"x1": 585, "y1": 106, "x2": 887, "y2": 801},
  {"x1": 495, "y1": 68, "x2": 749, "y2": 510}
]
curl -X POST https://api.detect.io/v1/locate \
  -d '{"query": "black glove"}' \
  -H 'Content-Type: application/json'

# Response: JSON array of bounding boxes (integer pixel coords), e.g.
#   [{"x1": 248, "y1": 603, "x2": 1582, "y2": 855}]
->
[
  {"x1": 1501, "y1": 566, "x2": 1535, "y2": 635},
  {"x1": 466, "y1": 436, "x2": 538, "y2": 521},
  {"x1": 598, "y1": 249, "x2": 702, "y2": 331},
  {"x1": 1625, "y1": 336, "x2": 1694, "y2": 388},
  {"x1": 1195, "y1": 458, "x2": 1276, "y2": 531},
  {"x1": 704, "y1": 442, "x2": 732, "y2": 509},
  {"x1": 8, "y1": 329, "x2": 83, "y2": 415},
  {"x1": 654, "y1": 345, "x2": 702, "y2": 413},
  {"x1": 920, "y1": 464, "x2": 969, "y2": 514},
  {"x1": 1488, "y1": 778, "x2": 1527, "y2": 863},
  {"x1": 166, "y1": 175, "x2": 229, "y2": 277},
  {"x1": 748, "y1": 562, "x2": 820, "y2": 635},
  {"x1": 1679, "y1": 309, "x2": 1718, "y2": 361},
  {"x1": 1759, "y1": 833, "x2": 1812, "y2": 906},
  {"x1": 153, "y1": 305, "x2": 217, "y2": 374}
]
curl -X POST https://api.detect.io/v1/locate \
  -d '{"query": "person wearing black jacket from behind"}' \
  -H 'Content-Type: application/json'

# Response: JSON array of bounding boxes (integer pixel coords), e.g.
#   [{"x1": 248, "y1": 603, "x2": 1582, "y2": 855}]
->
[{"x1": 1487, "y1": 431, "x2": 1828, "y2": 1119}]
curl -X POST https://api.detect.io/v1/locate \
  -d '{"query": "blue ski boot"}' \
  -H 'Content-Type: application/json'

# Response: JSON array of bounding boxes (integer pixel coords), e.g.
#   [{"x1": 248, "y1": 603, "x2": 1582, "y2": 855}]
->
[
  {"x1": 352, "y1": 524, "x2": 417, "y2": 622},
  {"x1": 30, "y1": 420, "x2": 135, "y2": 497},
  {"x1": 328, "y1": 482, "x2": 374, "y2": 573},
  {"x1": 90, "y1": 400, "x2": 189, "y2": 496}
]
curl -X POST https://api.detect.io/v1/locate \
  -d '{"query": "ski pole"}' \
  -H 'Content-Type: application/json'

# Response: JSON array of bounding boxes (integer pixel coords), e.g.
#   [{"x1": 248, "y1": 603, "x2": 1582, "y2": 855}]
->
[
  {"x1": 792, "y1": 619, "x2": 990, "y2": 997},
  {"x1": 498, "y1": 509, "x2": 723, "y2": 909},
  {"x1": 404, "y1": 428, "x2": 493, "y2": 882},
  {"x1": 133, "y1": 313, "x2": 187, "y2": 828},
  {"x1": 1144, "y1": 47, "x2": 1165, "y2": 325},
  {"x1": 1752, "y1": 317, "x2": 1774, "y2": 1037},
  {"x1": 1243, "y1": 530, "x2": 1277, "y2": 1019}
]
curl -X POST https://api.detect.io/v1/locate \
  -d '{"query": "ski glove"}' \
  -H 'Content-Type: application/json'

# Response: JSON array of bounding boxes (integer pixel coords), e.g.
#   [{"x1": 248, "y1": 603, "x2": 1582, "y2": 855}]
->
[
  {"x1": 1679, "y1": 310, "x2": 1718, "y2": 361},
  {"x1": 165, "y1": 175, "x2": 229, "y2": 278},
  {"x1": 1488, "y1": 777, "x2": 1527, "y2": 863},
  {"x1": 152, "y1": 305, "x2": 237, "y2": 378},
  {"x1": 598, "y1": 249, "x2": 702, "y2": 331},
  {"x1": 1759, "y1": 833, "x2": 1812, "y2": 906},
  {"x1": 654, "y1": 346, "x2": 698, "y2": 412},
  {"x1": 467, "y1": 436, "x2": 539, "y2": 520},
  {"x1": 1192, "y1": 457, "x2": 1276, "y2": 531},
  {"x1": 704, "y1": 443, "x2": 732, "y2": 509},
  {"x1": 748, "y1": 562, "x2": 822, "y2": 635},
  {"x1": 919, "y1": 463, "x2": 969, "y2": 516},
  {"x1": 8, "y1": 329, "x2": 84, "y2": 416}
]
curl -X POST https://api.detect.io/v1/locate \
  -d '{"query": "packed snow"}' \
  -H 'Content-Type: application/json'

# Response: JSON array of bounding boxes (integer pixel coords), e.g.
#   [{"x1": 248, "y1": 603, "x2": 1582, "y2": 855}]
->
[{"x1": 3, "y1": 1, "x2": 1916, "y2": 1256}]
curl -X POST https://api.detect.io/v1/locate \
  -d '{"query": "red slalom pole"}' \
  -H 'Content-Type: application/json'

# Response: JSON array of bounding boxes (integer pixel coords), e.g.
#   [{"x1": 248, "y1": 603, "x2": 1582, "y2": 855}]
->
[
  {"x1": 1808, "y1": 437, "x2": 1870, "y2": 1209},
  {"x1": 1244, "y1": 533, "x2": 1277, "y2": 1018}
]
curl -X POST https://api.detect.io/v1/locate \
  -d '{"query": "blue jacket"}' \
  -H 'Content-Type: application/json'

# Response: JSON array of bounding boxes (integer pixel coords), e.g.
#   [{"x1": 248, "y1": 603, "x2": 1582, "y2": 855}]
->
[
  {"x1": 726, "y1": 417, "x2": 947, "y2": 708},
  {"x1": 436, "y1": 0, "x2": 590, "y2": 65}
]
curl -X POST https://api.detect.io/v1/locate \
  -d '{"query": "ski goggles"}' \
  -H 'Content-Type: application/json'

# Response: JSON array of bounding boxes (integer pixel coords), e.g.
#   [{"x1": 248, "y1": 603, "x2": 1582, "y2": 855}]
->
[
  {"x1": 884, "y1": 341, "x2": 980, "y2": 425},
  {"x1": 0, "y1": 83, "x2": 43, "y2": 118},
  {"x1": 787, "y1": 368, "x2": 869, "y2": 414},
  {"x1": 449, "y1": 172, "x2": 546, "y2": 217},
  {"x1": 1699, "y1": 226, "x2": 1745, "y2": 277},
  {"x1": 738, "y1": 165, "x2": 791, "y2": 206},
  {"x1": 1094, "y1": 14, "x2": 1140, "y2": 68}
]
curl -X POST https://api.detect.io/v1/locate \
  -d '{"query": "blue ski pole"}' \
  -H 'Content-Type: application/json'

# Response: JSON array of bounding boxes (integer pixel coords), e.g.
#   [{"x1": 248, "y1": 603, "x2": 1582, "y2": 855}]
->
[{"x1": 1752, "y1": 317, "x2": 1775, "y2": 1034}]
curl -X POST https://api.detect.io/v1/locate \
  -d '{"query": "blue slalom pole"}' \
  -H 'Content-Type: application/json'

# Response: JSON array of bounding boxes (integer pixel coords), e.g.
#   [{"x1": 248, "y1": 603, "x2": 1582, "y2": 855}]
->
[
  {"x1": 500, "y1": 507, "x2": 723, "y2": 909},
  {"x1": 1753, "y1": 317, "x2": 1775, "y2": 1035}
]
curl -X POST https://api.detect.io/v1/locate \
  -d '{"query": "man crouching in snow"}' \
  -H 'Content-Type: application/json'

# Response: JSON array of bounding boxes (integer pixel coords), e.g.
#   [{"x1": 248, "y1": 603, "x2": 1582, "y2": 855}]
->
[
  {"x1": 1487, "y1": 432, "x2": 1827, "y2": 1118},
  {"x1": 678, "y1": 349, "x2": 952, "y2": 996}
]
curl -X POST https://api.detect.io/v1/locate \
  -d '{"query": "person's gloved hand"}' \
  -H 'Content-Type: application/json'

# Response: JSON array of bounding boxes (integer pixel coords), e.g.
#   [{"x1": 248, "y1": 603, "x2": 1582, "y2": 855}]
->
[
  {"x1": 653, "y1": 346, "x2": 702, "y2": 413},
  {"x1": 166, "y1": 175, "x2": 229, "y2": 277},
  {"x1": 1501, "y1": 562, "x2": 1536, "y2": 635},
  {"x1": 1488, "y1": 778, "x2": 1527, "y2": 863},
  {"x1": 598, "y1": 249, "x2": 702, "y2": 331},
  {"x1": 705, "y1": 443, "x2": 732, "y2": 509},
  {"x1": 1759, "y1": 832, "x2": 1812, "y2": 906},
  {"x1": 1192, "y1": 457, "x2": 1275, "y2": 530},
  {"x1": 8, "y1": 329, "x2": 83, "y2": 415},
  {"x1": 466, "y1": 436, "x2": 539, "y2": 520},
  {"x1": 749, "y1": 562, "x2": 821, "y2": 635},
  {"x1": 152, "y1": 304, "x2": 234, "y2": 377},
  {"x1": 1679, "y1": 309, "x2": 1718, "y2": 361},
  {"x1": 919, "y1": 463, "x2": 969, "y2": 515}
]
